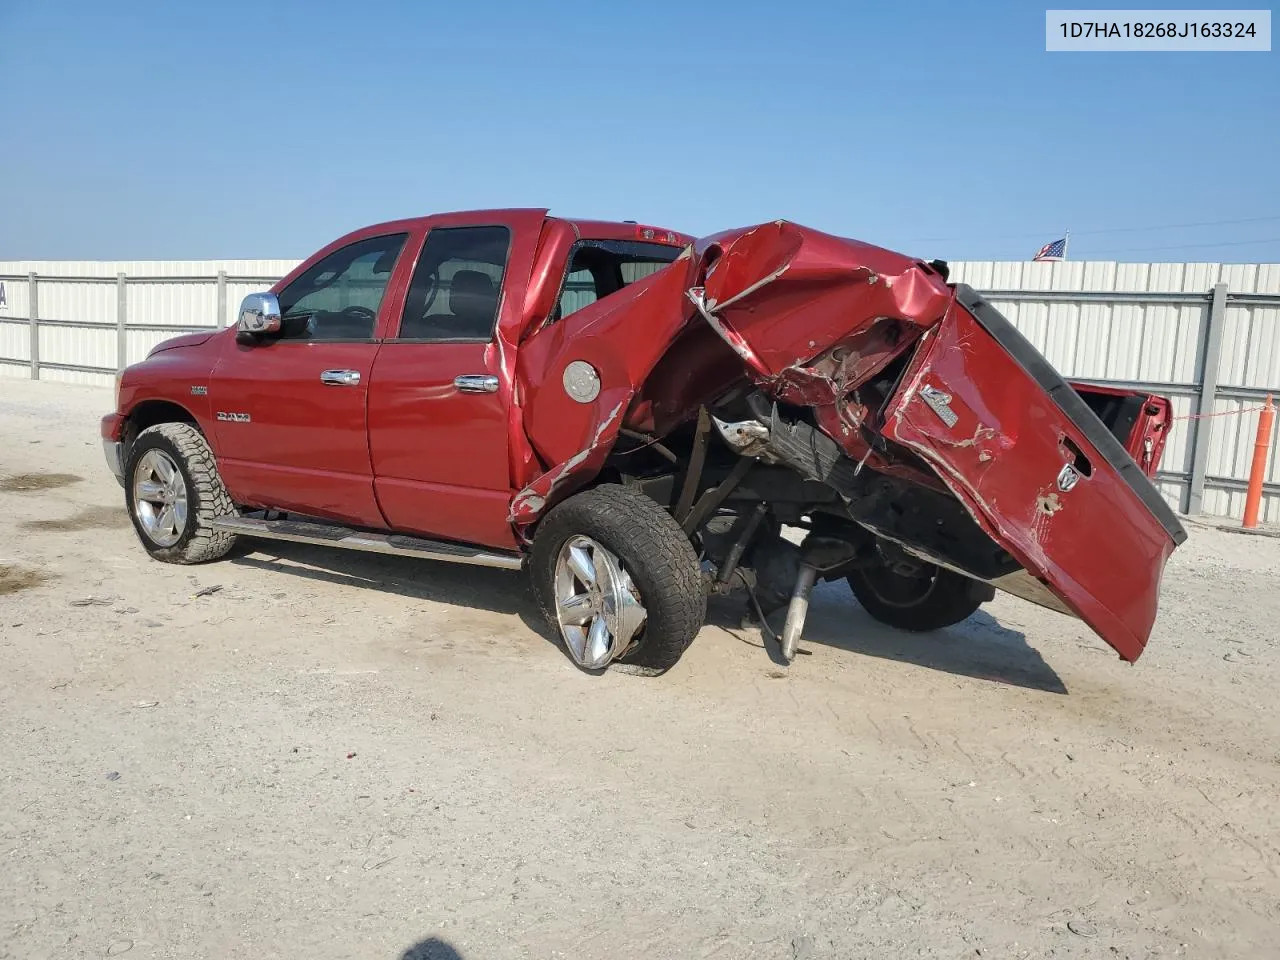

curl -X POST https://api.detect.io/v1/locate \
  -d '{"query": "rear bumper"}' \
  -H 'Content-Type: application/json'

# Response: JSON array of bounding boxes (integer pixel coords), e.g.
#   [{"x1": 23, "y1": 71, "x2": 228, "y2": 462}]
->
[{"x1": 101, "y1": 413, "x2": 125, "y2": 486}]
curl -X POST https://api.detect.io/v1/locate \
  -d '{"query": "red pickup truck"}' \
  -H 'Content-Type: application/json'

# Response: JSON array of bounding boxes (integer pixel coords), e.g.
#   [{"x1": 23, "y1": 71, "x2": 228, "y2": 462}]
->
[{"x1": 102, "y1": 209, "x2": 1184, "y2": 674}]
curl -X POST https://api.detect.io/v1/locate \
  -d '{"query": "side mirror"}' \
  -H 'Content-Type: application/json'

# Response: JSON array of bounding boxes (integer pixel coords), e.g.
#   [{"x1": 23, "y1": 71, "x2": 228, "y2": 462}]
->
[{"x1": 236, "y1": 293, "x2": 282, "y2": 336}]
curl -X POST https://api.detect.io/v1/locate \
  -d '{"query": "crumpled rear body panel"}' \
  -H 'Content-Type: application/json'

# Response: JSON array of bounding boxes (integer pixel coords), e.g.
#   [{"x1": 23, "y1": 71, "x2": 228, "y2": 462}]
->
[
  {"x1": 512, "y1": 220, "x2": 1183, "y2": 661},
  {"x1": 693, "y1": 221, "x2": 952, "y2": 391}
]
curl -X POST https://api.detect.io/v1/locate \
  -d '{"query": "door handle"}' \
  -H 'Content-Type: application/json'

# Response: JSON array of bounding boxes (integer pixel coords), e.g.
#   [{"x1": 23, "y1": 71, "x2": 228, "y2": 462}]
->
[
  {"x1": 320, "y1": 369, "x2": 361, "y2": 386},
  {"x1": 454, "y1": 374, "x2": 499, "y2": 394}
]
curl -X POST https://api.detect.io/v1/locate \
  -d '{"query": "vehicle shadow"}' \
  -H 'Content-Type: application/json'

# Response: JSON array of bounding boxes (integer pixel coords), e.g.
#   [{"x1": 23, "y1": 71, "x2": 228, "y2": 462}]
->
[
  {"x1": 707, "y1": 580, "x2": 1068, "y2": 695},
  {"x1": 229, "y1": 540, "x2": 557, "y2": 639},
  {"x1": 400, "y1": 938, "x2": 463, "y2": 960},
  {"x1": 230, "y1": 540, "x2": 526, "y2": 604},
  {"x1": 231, "y1": 542, "x2": 1066, "y2": 693}
]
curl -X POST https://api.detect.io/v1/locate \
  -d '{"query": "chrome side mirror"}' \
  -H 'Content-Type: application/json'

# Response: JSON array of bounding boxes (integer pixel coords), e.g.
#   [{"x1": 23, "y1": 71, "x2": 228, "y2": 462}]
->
[{"x1": 236, "y1": 293, "x2": 282, "y2": 335}]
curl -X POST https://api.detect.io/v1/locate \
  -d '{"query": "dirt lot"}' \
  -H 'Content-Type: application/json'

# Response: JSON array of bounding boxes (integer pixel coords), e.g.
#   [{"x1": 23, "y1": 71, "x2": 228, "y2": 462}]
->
[{"x1": 1, "y1": 378, "x2": 1277, "y2": 960}]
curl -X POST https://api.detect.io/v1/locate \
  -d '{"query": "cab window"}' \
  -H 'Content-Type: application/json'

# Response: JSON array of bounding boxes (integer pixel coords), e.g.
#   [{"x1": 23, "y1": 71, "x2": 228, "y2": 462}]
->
[
  {"x1": 552, "y1": 240, "x2": 682, "y2": 323},
  {"x1": 397, "y1": 226, "x2": 512, "y2": 341},
  {"x1": 276, "y1": 233, "x2": 408, "y2": 340}
]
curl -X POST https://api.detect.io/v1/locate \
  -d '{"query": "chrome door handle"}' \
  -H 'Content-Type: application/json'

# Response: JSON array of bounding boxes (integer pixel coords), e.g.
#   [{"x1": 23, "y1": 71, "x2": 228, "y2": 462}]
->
[
  {"x1": 454, "y1": 374, "x2": 499, "y2": 394},
  {"x1": 320, "y1": 369, "x2": 361, "y2": 386}
]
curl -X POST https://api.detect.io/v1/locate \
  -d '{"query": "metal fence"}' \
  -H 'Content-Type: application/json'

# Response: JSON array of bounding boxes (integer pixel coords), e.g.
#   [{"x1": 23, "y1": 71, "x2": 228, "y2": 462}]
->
[{"x1": 1, "y1": 258, "x2": 1278, "y2": 522}]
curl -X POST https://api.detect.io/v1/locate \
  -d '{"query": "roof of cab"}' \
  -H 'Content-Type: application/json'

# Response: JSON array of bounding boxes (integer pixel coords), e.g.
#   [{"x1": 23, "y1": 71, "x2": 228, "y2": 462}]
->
[{"x1": 348, "y1": 209, "x2": 692, "y2": 247}]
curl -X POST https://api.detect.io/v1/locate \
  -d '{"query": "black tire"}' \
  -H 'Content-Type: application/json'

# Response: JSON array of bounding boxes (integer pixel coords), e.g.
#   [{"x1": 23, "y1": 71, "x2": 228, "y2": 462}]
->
[
  {"x1": 125, "y1": 422, "x2": 237, "y2": 564},
  {"x1": 847, "y1": 561, "x2": 985, "y2": 632},
  {"x1": 530, "y1": 484, "x2": 705, "y2": 674}
]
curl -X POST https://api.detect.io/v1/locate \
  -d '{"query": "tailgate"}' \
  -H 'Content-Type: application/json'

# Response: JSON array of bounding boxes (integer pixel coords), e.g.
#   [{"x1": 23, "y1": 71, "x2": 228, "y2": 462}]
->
[{"x1": 883, "y1": 285, "x2": 1187, "y2": 662}]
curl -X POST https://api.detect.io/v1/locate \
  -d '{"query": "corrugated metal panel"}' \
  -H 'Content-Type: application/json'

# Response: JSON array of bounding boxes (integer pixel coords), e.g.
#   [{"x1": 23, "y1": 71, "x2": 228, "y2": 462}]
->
[
  {"x1": 1162, "y1": 393, "x2": 1197, "y2": 477},
  {"x1": 128, "y1": 280, "x2": 220, "y2": 328},
  {"x1": 33, "y1": 366, "x2": 114, "y2": 387},
  {"x1": 1155, "y1": 478, "x2": 1186, "y2": 511},
  {"x1": 0, "y1": 319, "x2": 30, "y2": 363},
  {"x1": 0, "y1": 278, "x2": 31, "y2": 317},
  {"x1": 1219, "y1": 302, "x2": 1280, "y2": 388},
  {"x1": 38, "y1": 323, "x2": 115, "y2": 372}
]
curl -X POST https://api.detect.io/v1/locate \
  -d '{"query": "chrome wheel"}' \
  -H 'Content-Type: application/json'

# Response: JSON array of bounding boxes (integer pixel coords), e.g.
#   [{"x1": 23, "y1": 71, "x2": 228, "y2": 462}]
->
[
  {"x1": 132, "y1": 449, "x2": 188, "y2": 548},
  {"x1": 553, "y1": 535, "x2": 647, "y2": 669}
]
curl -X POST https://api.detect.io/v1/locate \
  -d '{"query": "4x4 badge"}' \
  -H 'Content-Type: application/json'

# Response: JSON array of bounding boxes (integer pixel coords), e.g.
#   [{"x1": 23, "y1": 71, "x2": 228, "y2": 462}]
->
[{"x1": 919, "y1": 384, "x2": 959, "y2": 429}]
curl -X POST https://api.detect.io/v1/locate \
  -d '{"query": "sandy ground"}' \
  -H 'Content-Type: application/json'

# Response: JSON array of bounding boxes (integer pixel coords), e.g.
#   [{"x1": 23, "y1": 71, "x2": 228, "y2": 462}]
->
[{"x1": 1, "y1": 377, "x2": 1277, "y2": 960}]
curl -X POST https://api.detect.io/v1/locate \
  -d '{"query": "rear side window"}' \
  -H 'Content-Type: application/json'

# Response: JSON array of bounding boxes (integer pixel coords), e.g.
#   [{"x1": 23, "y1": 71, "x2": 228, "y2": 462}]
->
[
  {"x1": 553, "y1": 240, "x2": 682, "y2": 323},
  {"x1": 396, "y1": 226, "x2": 511, "y2": 341},
  {"x1": 276, "y1": 233, "x2": 408, "y2": 340}
]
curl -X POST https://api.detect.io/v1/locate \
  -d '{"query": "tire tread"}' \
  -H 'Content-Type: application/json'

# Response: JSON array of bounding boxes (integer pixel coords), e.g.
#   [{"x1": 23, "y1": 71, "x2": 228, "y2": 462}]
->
[
  {"x1": 129, "y1": 422, "x2": 236, "y2": 564},
  {"x1": 530, "y1": 484, "x2": 705, "y2": 674}
]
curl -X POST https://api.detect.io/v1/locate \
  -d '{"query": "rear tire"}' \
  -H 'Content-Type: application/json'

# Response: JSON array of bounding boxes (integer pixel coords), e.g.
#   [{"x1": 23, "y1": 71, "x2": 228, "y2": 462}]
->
[
  {"x1": 530, "y1": 484, "x2": 705, "y2": 675},
  {"x1": 125, "y1": 422, "x2": 237, "y2": 564},
  {"x1": 847, "y1": 561, "x2": 985, "y2": 632}
]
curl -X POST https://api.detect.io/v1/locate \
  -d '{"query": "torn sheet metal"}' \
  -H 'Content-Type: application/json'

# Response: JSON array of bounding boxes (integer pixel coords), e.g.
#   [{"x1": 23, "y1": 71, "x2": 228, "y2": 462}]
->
[
  {"x1": 694, "y1": 221, "x2": 953, "y2": 379},
  {"x1": 509, "y1": 400, "x2": 627, "y2": 528}
]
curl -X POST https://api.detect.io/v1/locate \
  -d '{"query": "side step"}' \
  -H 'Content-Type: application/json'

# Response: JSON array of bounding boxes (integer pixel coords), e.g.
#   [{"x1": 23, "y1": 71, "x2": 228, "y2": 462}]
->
[{"x1": 210, "y1": 514, "x2": 524, "y2": 570}]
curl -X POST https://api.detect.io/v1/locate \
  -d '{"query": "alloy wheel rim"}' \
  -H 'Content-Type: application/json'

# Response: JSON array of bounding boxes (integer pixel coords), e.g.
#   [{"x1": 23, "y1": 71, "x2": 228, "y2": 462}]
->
[
  {"x1": 132, "y1": 449, "x2": 188, "y2": 548},
  {"x1": 553, "y1": 535, "x2": 647, "y2": 669}
]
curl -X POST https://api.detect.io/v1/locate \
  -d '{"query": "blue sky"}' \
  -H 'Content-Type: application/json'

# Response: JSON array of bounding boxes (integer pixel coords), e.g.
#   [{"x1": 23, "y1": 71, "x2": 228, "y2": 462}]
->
[{"x1": 2, "y1": 0, "x2": 1277, "y2": 262}]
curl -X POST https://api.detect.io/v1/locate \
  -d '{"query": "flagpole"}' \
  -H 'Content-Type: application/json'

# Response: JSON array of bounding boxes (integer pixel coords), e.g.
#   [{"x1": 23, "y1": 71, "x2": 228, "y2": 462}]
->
[{"x1": 1063, "y1": 228, "x2": 1070, "y2": 261}]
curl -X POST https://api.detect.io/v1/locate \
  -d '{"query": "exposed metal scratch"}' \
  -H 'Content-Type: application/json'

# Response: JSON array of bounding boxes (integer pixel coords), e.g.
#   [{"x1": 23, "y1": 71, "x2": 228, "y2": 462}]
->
[
  {"x1": 687, "y1": 287, "x2": 759, "y2": 366},
  {"x1": 1036, "y1": 492, "x2": 1062, "y2": 516},
  {"x1": 508, "y1": 400, "x2": 627, "y2": 525}
]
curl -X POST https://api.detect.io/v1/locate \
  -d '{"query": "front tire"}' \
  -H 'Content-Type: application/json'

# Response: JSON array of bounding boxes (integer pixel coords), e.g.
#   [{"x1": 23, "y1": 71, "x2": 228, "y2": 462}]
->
[
  {"x1": 530, "y1": 484, "x2": 705, "y2": 674},
  {"x1": 847, "y1": 560, "x2": 986, "y2": 632},
  {"x1": 125, "y1": 422, "x2": 237, "y2": 564}
]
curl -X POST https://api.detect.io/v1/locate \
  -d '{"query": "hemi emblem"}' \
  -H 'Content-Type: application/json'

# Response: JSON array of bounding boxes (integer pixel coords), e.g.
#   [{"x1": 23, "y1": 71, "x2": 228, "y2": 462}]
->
[
  {"x1": 216, "y1": 411, "x2": 251, "y2": 423},
  {"x1": 919, "y1": 384, "x2": 959, "y2": 429},
  {"x1": 190, "y1": 385, "x2": 208, "y2": 396}
]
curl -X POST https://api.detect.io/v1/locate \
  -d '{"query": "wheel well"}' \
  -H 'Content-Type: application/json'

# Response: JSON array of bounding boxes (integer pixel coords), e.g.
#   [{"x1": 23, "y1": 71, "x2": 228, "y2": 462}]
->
[{"x1": 123, "y1": 400, "x2": 202, "y2": 458}]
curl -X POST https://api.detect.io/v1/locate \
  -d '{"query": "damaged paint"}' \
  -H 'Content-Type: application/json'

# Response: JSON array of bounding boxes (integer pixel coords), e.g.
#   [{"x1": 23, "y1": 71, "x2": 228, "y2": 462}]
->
[
  {"x1": 1035, "y1": 492, "x2": 1063, "y2": 516},
  {"x1": 686, "y1": 287, "x2": 764, "y2": 372},
  {"x1": 509, "y1": 400, "x2": 627, "y2": 530}
]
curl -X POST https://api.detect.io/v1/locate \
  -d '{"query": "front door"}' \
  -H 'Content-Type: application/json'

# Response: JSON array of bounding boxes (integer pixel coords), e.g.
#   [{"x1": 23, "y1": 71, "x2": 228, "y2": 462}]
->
[
  {"x1": 367, "y1": 224, "x2": 516, "y2": 548},
  {"x1": 211, "y1": 231, "x2": 411, "y2": 528}
]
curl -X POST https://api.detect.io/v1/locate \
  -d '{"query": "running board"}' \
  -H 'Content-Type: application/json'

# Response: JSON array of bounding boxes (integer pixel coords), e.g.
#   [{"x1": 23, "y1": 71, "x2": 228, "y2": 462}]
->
[{"x1": 210, "y1": 514, "x2": 524, "y2": 570}]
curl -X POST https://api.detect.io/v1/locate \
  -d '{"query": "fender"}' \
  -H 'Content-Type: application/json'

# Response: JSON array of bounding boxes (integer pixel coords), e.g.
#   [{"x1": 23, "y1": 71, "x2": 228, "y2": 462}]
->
[{"x1": 116, "y1": 332, "x2": 225, "y2": 443}]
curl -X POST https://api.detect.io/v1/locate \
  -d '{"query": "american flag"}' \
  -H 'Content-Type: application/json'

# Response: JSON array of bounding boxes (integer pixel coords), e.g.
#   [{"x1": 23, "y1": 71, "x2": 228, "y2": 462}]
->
[{"x1": 1033, "y1": 238, "x2": 1067, "y2": 261}]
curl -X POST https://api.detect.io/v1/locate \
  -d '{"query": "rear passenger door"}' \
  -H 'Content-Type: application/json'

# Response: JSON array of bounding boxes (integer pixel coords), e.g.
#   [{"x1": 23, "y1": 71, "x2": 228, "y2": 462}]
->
[{"x1": 366, "y1": 224, "x2": 517, "y2": 548}]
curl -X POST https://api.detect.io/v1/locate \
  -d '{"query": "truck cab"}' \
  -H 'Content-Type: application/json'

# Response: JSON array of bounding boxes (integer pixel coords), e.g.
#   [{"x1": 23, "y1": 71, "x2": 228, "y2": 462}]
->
[{"x1": 103, "y1": 210, "x2": 1185, "y2": 676}]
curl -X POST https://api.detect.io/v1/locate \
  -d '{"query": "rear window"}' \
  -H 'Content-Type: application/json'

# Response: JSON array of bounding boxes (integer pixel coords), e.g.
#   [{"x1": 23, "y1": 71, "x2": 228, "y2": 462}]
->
[{"x1": 553, "y1": 240, "x2": 683, "y2": 322}]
